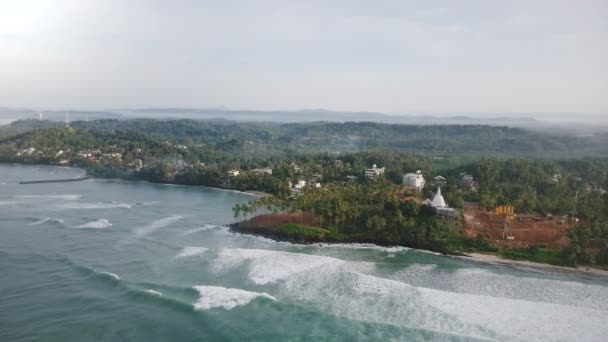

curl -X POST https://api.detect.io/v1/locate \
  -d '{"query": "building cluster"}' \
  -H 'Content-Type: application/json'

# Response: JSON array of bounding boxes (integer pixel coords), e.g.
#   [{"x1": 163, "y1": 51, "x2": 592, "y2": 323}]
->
[
  {"x1": 251, "y1": 167, "x2": 273, "y2": 176},
  {"x1": 288, "y1": 179, "x2": 322, "y2": 197}
]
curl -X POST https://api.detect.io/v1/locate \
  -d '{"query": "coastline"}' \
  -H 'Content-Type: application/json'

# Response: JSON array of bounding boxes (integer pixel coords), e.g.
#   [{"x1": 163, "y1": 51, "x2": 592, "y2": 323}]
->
[
  {"x1": 2, "y1": 162, "x2": 271, "y2": 198},
  {"x1": 460, "y1": 252, "x2": 608, "y2": 278},
  {"x1": 6, "y1": 162, "x2": 607, "y2": 278}
]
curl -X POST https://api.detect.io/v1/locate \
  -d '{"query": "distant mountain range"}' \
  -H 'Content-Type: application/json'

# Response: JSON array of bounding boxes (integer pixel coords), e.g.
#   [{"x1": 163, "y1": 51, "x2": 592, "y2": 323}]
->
[{"x1": 1, "y1": 106, "x2": 606, "y2": 135}]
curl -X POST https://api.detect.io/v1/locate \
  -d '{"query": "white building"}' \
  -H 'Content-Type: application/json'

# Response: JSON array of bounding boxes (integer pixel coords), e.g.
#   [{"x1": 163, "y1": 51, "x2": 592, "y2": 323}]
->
[
  {"x1": 289, "y1": 162, "x2": 302, "y2": 173},
  {"x1": 289, "y1": 180, "x2": 307, "y2": 196},
  {"x1": 429, "y1": 187, "x2": 459, "y2": 218},
  {"x1": 251, "y1": 167, "x2": 273, "y2": 175},
  {"x1": 365, "y1": 164, "x2": 385, "y2": 180},
  {"x1": 227, "y1": 169, "x2": 240, "y2": 177},
  {"x1": 431, "y1": 186, "x2": 447, "y2": 208},
  {"x1": 403, "y1": 170, "x2": 426, "y2": 190}
]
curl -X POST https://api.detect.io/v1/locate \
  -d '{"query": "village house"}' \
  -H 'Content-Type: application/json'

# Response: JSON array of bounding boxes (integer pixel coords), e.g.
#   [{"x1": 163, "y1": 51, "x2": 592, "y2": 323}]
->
[
  {"x1": 459, "y1": 172, "x2": 477, "y2": 190},
  {"x1": 16, "y1": 147, "x2": 37, "y2": 156},
  {"x1": 251, "y1": 167, "x2": 273, "y2": 175},
  {"x1": 365, "y1": 164, "x2": 385, "y2": 180},
  {"x1": 289, "y1": 163, "x2": 302, "y2": 173}
]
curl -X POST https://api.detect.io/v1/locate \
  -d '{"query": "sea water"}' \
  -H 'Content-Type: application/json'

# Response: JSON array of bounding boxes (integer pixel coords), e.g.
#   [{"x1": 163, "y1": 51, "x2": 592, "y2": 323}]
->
[{"x1": 1, "y1": 164, "x2": 607, "y2": 341}]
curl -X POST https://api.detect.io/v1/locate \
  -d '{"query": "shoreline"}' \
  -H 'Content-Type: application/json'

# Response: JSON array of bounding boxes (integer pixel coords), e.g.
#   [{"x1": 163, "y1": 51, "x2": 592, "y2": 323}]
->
[
  {"x1": 230, "y1": 220, "x2": 608, "y2": 279},
  {"x1": 460, "y1": 252, "x2": 608, "y2": 278},
  {"x1": 2, "y1": 162, "x2": 271, "y2": 198},
  {"x1": 6, "y1": 162, "x2": 607, "y2": 278}
]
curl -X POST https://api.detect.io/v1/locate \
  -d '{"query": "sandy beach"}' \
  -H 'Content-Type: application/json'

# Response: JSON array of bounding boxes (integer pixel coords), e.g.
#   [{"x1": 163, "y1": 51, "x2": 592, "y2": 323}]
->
[
  {"x1": 244, "y1": 190, "x2": 271, "y2": 197},
  {"x1": 462, "y1": 252, "x2": 608, "y2": 278}
]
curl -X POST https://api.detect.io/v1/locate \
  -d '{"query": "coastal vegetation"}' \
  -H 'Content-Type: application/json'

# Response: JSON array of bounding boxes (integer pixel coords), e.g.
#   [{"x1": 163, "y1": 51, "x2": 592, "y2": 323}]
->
[{"x1": 0, "y1": 118, "x2": 606, "y2": 267}]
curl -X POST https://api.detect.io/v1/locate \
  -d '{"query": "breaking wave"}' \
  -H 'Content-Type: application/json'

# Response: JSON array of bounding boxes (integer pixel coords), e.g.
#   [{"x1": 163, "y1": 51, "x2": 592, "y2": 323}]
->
[
  {"x1": 30, "y1": 217, "x2": 64, "y2": 226},
  {"x1": 63, "y1": 202, "x2": 131, "y2": 209},
  {"x1": 211, "y1": 248, "x2": 374, "y2": 285},
  {"x1": 192, "y1": 285, "x2": 275, "y2": 311},
  {"x1": 0, "y1": 201, "x2": 22, "y2": 206},
  {"x1": 17, "y1": 194, "x2": 82, "y2": 200},
  {"x1": 99, "y1": 271, "x2": 121, "y2": 281},
  {"x1": 134, "y1": 215, "x2": 183, "y2": 237},
  {"x1": 145, "y1": 289, "x2": 163, "y2": 296},
  {"x1": 209, "y1": 247, "x2": 608, "y2": 340},
  {"x1": 390, "y1": 264, "x2": 608, "y2": 311},
  {"x1": 316, "y1": 243, "x2": 410, "y2": 253},
  {"x1": 182, "y1": 224, "x2": 221, "y2": 235},
  {"x1": 75, "y1": 219, "x2": 112, "y2": 229},
  {"x1": 176, "y1": 247, "x2": 208, "y2": 258}
]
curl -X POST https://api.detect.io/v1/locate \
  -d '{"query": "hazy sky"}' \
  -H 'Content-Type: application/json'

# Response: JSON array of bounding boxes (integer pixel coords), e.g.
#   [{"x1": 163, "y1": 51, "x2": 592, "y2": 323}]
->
[{"x1": 1, "y1": 0, "x2": 607, "y2": 117}]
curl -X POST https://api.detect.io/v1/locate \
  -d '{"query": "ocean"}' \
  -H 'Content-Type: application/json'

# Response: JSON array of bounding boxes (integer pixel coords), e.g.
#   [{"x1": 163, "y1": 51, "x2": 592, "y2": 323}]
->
[{"x1": 1, "y1": 164, "x2": 607, "y2": 341}]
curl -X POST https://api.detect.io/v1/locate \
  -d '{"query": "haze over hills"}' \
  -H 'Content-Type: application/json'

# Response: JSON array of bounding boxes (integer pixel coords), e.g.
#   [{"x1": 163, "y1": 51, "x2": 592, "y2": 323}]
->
[{"x1": 1, "y1": 106, "x2": 607, "y2": 136}]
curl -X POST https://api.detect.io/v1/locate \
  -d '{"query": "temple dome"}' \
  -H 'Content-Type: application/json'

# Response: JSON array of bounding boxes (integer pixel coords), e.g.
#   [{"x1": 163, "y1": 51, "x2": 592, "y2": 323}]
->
[{"x1": 431, "y1": 186, "x2": 447, "y2": 208}]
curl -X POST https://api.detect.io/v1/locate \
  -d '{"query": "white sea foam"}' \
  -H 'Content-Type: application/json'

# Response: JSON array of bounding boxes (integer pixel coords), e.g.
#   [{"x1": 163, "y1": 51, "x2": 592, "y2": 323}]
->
[
  {"x1": 192, "y1": 285, "x2": 275, "y2": 311},
  {"x1": 100, "y1": 271, "x2": 120, "y2": 280},
  {"x1": 212, "y1": 248, "x2": 374, "y2": 285},
  {"x1": 75, "y1": 219, "x2": 112, "y2": 229},
  {"x1": 317, "y1": 243, "x2": 410, "y2": 253},
  {"x1": 209, "y1": 246, "x2": 608, "y2": 340},
  {"x1": 30, "y1": 217, "x2": 64, "y2": 226},
  {"x1": 134, "y1": 215, "x2": 183, "y2": 237},
  {"x1": 182, "y1": 224, "x2": 220, "y2": 235},
  {"x1": 17, "y1": 194, "x2": 82, "y2": 200},
  {"x1": 390, "y1": 265, "x2": 608, "y2": 311},
  {"x1": 63, "y1": 202, "x2": 131, "y2": 209},
  {"x1": 176, "y1": 247, "x2": 208, "y2": 258},
  {"x1": 139, "y1": 201, "x2": 160, "y2": 206},
  {"x1": 145, "y1": 289, "x2": 162, "y2": 296},
  {"x1": 0, "y1": 201, "x2": 21, "y2": 206},
  {"x1": 419, "y1": 285, "x2": 608, "y2": 341},
  {"x1": 276, "y1": 261, "x2": 608, "y2": 341}
]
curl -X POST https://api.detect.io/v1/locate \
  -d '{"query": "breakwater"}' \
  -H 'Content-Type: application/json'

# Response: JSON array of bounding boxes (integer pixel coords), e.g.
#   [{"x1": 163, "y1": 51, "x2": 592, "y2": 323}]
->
[{"x1": 19, "y1": 176, "x2": 90, "y2": 184}]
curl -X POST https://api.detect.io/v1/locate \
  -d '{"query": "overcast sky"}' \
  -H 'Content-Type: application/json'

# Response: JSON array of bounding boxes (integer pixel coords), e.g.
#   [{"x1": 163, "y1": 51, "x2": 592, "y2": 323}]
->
[{"x1": 1, "y1": 0, "x2": 607, "y2": 118}]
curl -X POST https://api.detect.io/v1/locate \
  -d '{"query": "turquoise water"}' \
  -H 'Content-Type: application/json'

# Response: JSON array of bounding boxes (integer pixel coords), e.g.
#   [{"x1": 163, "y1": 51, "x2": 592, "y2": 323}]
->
[{"x1": 1, "y1": 164, "x2": 608, "y2": 341}]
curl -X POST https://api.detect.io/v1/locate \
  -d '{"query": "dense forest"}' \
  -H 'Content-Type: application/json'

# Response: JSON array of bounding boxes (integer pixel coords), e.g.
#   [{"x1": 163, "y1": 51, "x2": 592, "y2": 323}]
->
[
  {"x1": 2, "y1": 118, "x2": 607, "y2": 158},
  {"x1": 233, "y1": 181, "x2": 462, "y2": 254}
]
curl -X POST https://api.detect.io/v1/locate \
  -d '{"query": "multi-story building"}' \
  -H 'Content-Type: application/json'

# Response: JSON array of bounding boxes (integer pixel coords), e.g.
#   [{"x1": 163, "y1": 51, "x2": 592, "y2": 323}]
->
[{"x1": 403, "y1": 170, "x2": 426, "y2": 190}]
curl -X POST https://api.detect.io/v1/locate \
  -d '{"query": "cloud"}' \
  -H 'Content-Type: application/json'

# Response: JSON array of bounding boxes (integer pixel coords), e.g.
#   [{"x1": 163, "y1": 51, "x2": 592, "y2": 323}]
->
[{"x1": 0, "y1": 0, "x2": 606, "y2": 116}]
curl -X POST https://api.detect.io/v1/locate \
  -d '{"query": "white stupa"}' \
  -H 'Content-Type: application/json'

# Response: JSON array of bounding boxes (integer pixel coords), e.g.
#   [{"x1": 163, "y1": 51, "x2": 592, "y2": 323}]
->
[{"x1": 431, "y1": 186, "x2": 447, "y2": 208}]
